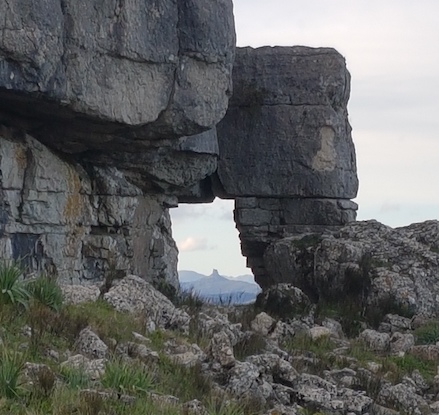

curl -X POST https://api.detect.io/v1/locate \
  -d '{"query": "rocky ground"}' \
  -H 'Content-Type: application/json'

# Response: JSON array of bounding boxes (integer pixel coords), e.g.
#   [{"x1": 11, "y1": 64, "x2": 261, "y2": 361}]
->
[{"x1": 3, "y1": 261, "x2": 439, "y2": 415}]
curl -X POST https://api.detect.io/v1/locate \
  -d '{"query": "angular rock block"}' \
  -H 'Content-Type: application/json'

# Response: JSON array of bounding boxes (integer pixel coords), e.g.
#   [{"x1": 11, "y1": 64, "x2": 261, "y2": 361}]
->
[
  {"x1": 0, "y1": 0, "x2": 235, "y2": 149},
  {"x1": 216, "y1": 46, "x2": 358, "y2": 199}
]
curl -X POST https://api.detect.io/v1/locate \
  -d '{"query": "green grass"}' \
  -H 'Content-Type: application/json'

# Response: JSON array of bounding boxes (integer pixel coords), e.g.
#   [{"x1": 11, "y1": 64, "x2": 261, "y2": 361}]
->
[
  {"x1": 27, "y1": 275, "x2": 64, "y2": 312},
  {"x1": 0, "y1": 262, "x2": 29, "y2": 309},
  {"x1": 0, "y1": 347, "x2": 25, "y2": 399},
  {"x1": 60, "y1": 365, "x2": 91, "y2": 390},
  {"x1": 101, "y1": 359, "x2": 154, "y2": 395},
  {"x1": 415, "y1": 320, "x2": 439, "y2": 345}
]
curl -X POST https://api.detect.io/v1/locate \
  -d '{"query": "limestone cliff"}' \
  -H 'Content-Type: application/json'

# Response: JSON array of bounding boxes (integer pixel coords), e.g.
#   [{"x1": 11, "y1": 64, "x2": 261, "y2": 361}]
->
[{"x1": 0, "y1": 0, "x2": 358, "y2": 290}]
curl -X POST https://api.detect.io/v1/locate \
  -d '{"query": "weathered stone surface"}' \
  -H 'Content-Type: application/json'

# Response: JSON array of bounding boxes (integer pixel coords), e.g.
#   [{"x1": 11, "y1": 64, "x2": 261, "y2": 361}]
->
[
  {"x1": 264, "y1": 220, "x2": 439, "y2": 314},
  {"x1": 213, "y1": 46, "x2": 358, "y2": 284},
  {"x1": 255, "y1": 283, "x2": 311, "y2": 317},
  {"x1": 377, "y1": 383, "x2": 431, "y2": 415},
  {"x1": 60, "y1": 354, "x2": 106, "y2": 380},
  {"x1": 75, "y1": 328, "x2": 109, "y2": 359},
  {"x1": 389, "y1": 332, "x2": 415, "y2": 355},
  {"x1": 0, "y1": 126, "x2": 178, "y2": 289},
  {"x1": 61, "y1": 284, "x2": 100, "y2": 305},
  {"x1": 0, "y1": 0, "x2": 235, "y2": 149},
  {"x1": 410, "y1": 345, "x2": 439, "y2": 361},
  {"x1": 103, "y1": 275, "x2": 190, "y2": 332},
  {"x1": 251, "y1": 312, "x2": 276, "y2": 336},
  {"x1": 358, "y1": 329, "x2": 390, "y2": 352},
  {"x1": 208, "y1": 331, "x2": 235, "y2": 368},
  {"x1": 216, "y1": 46, "x2": 358, "y2": 199}
]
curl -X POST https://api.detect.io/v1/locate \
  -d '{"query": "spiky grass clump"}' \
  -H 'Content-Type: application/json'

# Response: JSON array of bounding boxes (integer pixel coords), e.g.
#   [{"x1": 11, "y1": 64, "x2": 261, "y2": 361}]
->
[
  {"x1": 27, "y1": 275, "x2": 64, "y2": 312},
  {"x1": 101, "y1": 359, "x2": 154, "y2": 395},
  {"x1": 60, "y1": 365, "x2": 91, "y2": 390},
  {"x1": 0, "y1": 347, "x2": 25, "y2": 399},
  {"x1": 0, "y1": 262, "x2": 29, "y2": 309}
]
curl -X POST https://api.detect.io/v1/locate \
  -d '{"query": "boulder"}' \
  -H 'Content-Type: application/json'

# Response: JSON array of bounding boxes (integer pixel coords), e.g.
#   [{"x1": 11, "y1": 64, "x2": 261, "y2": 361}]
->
[
  {"x1": 74, "y1": 328, "x2": 109, "y2": 359},
  {"x1": 255, "y1": 283, "x2": 311, "y2": 318},
  {"x1": 103, "y1": 274, "x2": 191, "y2": 333},
  {"x1": 376, "y1": 383, "x2": 431, "y2": 415},
  {"x1": 358, "y1": 329, "x2": 390, "y2": 352},
  {"x1": 60, "y1": 354, "x2": 107, "y2": 380},
  {"x1": 215, "y1": 46, "x2": 358, "y2": 284}
]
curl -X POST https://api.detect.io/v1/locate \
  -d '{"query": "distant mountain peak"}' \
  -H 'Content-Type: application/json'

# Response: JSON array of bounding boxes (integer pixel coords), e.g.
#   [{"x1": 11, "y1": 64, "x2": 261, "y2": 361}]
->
[{"x1": 210, "y1": 269, "x2": 220, "y2": 277}]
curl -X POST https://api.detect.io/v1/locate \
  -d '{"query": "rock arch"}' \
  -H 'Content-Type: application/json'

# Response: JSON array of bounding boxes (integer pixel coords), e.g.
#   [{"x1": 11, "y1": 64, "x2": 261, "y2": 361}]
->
[{"x1": 0, "y1": 0, "x2": 357, "y2": 290}]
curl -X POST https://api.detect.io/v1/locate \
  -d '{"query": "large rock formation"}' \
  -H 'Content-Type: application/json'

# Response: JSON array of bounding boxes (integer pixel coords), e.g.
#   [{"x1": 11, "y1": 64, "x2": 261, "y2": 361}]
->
[
  {"x1": 215, "y1": 47, "x2": 358, "y2": 286},
  {"x1": 0, "y1": 0, "x2": 235, "y2": 149},
  {"x1": 0, "y1": 126, "x2": 179, "y2": 288},
  {"x1": 264, "y1": 220, "x2": 439, "y2": 316},
  {"x1": 0, "y1": 0, "x2": 236, "y2": 291},
  {"x1": 0, "y1": 0, "x2": 359, "y2": 291}
]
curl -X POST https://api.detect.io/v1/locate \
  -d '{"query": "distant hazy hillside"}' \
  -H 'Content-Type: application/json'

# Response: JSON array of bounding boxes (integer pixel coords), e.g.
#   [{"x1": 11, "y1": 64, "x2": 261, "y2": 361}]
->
[
  {"x1": 178, "y1": 269, "x2": 261, "y2": 304},
  {"x1": 178, "y1": 270, "x2": 207, "y2": 283}
]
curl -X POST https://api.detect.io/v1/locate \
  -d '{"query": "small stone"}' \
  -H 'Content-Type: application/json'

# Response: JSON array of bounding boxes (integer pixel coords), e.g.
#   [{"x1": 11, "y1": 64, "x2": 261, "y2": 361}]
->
[
  {"x1": 358, "y1": 329, "x2": 390, "y2": 352},
  {"x1": 75, "y1": 328, "x2": 108, "y2": 359},
  {"x1": 251, "y1": 312, "x2": 276, "y2": 336},
  {"x1": 308, "y1": 326, "x2": 332, "y2": 341}
]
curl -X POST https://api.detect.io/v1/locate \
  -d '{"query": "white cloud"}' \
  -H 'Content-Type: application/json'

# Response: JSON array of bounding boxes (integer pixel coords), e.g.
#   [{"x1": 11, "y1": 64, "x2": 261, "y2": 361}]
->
[{"x1": 178, "y1": 236, "x2": 215, "y2": 252}]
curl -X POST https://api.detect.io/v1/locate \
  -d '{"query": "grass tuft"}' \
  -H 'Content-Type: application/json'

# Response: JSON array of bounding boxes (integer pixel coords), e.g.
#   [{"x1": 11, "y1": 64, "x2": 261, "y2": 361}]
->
[
  {"x1": 0, "y1": 347, "x2": 25, "y2": 399},
  {"x1": 0, "y1": 262, "x2": 29, "y2": 309},
  {"x1": 27, "y1": 275, "x2": 63, "y2": 312},
  {"x1": 415, "y1": 320, "x2": 439, "y2": 345},
  {"x1": 101, "y1": 359, "x2": 154, "y2": 395}
]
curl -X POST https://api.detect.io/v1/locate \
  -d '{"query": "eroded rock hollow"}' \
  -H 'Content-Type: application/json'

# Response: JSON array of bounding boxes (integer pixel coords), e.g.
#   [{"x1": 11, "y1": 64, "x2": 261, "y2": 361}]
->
[{"x1": 0, "y1": 0, "x2": 358, "y2": 290}]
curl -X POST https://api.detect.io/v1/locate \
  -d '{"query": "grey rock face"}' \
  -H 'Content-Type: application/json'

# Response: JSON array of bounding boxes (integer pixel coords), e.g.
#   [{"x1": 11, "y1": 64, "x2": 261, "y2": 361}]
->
[
  {"x1": 0, "y1": 127, "x2": 178, "y2": 289},
  {"x1": 264, "y1": 220, "x2": 439, "y2": 316},
  {"x1": 216, "y1": 46, "x2": 358, "y2": 199},
  {"x1": 215, "y1": 46, "x2": 358, "y2": 286},
  {"x1": 0, "y1": 0, "x2": 235, "y2": 149},
  {"x1": 0, "y1": 2, "x2": 364, "y2": 294},
  {"x1": 358, "y1": 329, "x2": 390, "y2": 352}
]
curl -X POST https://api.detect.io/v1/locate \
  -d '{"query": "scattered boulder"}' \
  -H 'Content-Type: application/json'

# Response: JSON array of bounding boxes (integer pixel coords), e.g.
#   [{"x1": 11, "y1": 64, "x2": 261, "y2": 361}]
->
[
  {"x1": 389, "y1": 332, "x2": 415, "y2": 355},
  {"x1": 60, "y1": 354, "x2": 106, "y2": 380},
  {"x1": 74, "y1": 328, "x2": 109, "y2": 359},
  {"x1": 251, "y1": 312, "x2": 276, "y2": 336},
  {"x1": 358, "y1": 329, "x2": 390, "y2": 352},
  {"x1": 377, "y1": 383, "x2": 431, "y2": 415},
  {"x1": 255, "y1": 284, "x2": 311, "y2": 318},
  {"x1": 208, "y1": 331, "x2": 235, "y2": 368},
  {"x1": 103, "y1": 274, "x2": 191, "y2": 333},
  {"x1": 308, "y1": 326, "x2": 333, "y2": 341},
  {"x1": 61, "y1": 284, "x2": 101, "y2": 305}
]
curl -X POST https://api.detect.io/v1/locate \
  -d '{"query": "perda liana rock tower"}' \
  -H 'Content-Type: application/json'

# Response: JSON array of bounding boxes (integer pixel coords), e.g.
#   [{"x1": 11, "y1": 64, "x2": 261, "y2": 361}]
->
[{"x1": 0, "y1": 0, "x2": 357, "y2": 290}]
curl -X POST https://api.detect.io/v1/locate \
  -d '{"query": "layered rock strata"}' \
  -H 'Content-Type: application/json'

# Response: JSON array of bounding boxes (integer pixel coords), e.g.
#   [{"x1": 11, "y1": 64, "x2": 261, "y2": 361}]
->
[
  {"x1": 0, "y1": 0, "x2": 235, "y2": 289},
  {"x1": 0, "y1": 0, "x2": 235, "y2": 149},
  {"x1": 0, "y1": 0, "x2": 359, "y2": 290},
  {"x1": 0, "y1": 126, "x2": 179, "y2": 288},
  {"x1": 216, "y1": 47, "x2": 358, "y2": 286}
]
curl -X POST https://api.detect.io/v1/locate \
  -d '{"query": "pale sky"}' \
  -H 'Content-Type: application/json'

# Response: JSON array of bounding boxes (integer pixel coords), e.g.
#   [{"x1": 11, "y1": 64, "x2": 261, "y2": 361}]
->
[{"x1": 171, "y1": 0, "x2": 439, "y2": 277}]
